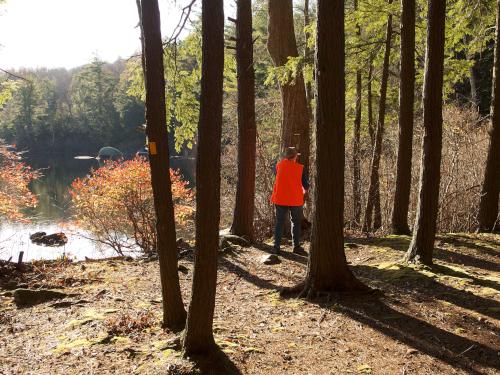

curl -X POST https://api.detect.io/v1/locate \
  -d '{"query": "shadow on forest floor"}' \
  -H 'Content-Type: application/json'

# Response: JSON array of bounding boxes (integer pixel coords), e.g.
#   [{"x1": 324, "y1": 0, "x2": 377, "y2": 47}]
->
[
  {"x1": 279, "y1": 260, "x2": 500, "y2": 374},
  {"x1": 188, "y1": 347, "x2": 242, "y2": 375},
  {"x1": 351, "y1": 233, "x2": 500, "y2": 272},
  {"x1": 317, "y1": 291, "x2": 499, "y2": 375}
]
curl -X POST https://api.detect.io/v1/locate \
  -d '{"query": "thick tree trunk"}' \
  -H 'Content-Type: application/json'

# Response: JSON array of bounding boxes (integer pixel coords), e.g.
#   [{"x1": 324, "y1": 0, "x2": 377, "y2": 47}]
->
[
  {"x1": 301, "y1": 0, "x2": 365, "y2": 296},
  {"x1": 183, "y1": 0, "x2": 224, "y2": 356},
  {"x1": 139, "y1": 0, "x2": 186, "y2": 330},
  {"x1": 478, "y1": 0, "x2": 500, "y2": 232},
  {"x1": 363, "y1": 0, "x2": 393, "y2": 233},
  {"x1": 352, "y1": 0, "x2": 362, "y2": 227},
  {"x1": 391, "y1": 0, "x2": 415, "y2": 235},
  {"x1": 404, "y1": 0, "x2": 446, "y2": 265},
  {"x1": 267, "y1": 0, "x2": 310, "y2": 174},
  {"x1": 302, "y1": 0, "x2": 314, "y2": 218},
  {"x1": 230, "y1": 0, "x2": 257, "y2": 239}
]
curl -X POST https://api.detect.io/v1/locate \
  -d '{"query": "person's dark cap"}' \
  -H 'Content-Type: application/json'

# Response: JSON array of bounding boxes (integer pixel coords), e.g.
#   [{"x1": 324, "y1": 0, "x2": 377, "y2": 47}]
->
[{"x1": 284, "y1": 147, "x2": 300, "y2": 159}]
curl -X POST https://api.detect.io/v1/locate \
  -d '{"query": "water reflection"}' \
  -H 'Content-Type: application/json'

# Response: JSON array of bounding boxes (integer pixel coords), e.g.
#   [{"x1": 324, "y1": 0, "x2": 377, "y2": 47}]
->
[
  {"x1": 0, "y1": 222, "x2": 115, "y2": 262},
  {"x1": 0, "y1": 157, "x2": 115, "y2": 261}
]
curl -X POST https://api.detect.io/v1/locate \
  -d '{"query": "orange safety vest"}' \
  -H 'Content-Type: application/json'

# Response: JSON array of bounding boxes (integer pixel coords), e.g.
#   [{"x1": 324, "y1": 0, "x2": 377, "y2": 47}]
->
[{"x1": 271, "y1": 159, "x2": 305, "y2": 206}]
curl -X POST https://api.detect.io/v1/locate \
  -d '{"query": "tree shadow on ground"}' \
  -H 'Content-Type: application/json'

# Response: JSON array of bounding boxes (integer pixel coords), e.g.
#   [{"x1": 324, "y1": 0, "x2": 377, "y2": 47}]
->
[
  {"x1": 438, "y1": 235, "x2": 500, "y2": 259},
  {"x1": 253, "y1": 242, "x2": 307, "y2": 265},
  {"x1": 218, "y1": 256, "x2": 282, "y2": 291},
  {"x1": 187, "y1": 346, "x2": 242, "y2": 375},
  {"x1": 450, "y1": 233, "x2": 500, "y2": 251},
  {"x1": 324, "y1": 293, "x2": 499, "y2": 375},
  {"x1": 351, "y1": 235, "x2": 500, "y2": 272},
  {"x1": 354, "y1": 264, "x2": 500, "y2": 321}
]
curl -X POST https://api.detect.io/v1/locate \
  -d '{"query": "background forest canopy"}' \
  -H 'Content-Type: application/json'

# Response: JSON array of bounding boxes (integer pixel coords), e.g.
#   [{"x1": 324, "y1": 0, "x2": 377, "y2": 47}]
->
[
  {"x1": 0, "y1": 0, "x2": 495, "y2": 158},
  {"x1": 0, "y1": 0, "x2": 496, "y2": 235}
]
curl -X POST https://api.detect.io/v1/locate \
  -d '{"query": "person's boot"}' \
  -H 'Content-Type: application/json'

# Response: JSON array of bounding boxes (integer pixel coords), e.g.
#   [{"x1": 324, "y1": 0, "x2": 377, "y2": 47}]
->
[
  {"x1": 292, "y1": 245, "x2": 307, "y2": 256},
  {"x1": 272, "y1": 245, "x2": 280, "y2": 255}
]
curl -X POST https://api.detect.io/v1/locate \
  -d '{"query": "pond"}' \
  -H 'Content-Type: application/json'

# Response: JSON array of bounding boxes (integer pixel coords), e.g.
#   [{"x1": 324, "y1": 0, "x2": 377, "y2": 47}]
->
[{"x1": 0, "y1": 157, "x2": 116, "y2": 262}]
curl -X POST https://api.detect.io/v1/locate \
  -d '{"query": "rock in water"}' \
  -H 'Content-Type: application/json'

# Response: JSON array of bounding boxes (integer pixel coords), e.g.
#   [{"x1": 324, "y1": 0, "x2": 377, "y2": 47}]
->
[
  {"x1": 13, "y1": 288, "x2": 68, "y2": 306},
  {"x1": 29, "y1": 232, "x2": 46, "y2": 241},
  {"x1": 30, "y1": 232, "x2": 68, "y2": 247}
]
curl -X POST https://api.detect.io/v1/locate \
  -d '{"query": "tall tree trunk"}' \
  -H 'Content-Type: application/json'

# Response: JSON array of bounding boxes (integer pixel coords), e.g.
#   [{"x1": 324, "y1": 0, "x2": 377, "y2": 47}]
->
[
  {"x1": 352, "y1": 0, "x2": 362, "y2": 227},
  {"x1": 139, "y1": 0, "x2": 186, "y2": 330},
  {"x1": 301, "y1": 0, "x2": 366, "y2": 296},
  {"x1": 303, "y1": 0, "x2": 313, "y2": 111},
  {"x1": 302, "y1": 0, "x2": 314, "y2": 218},
  {"x1": 267, "y1": 0, "x2": 310, "y2": 174},
  {"x1": 469, "y1": 64, "x2": 478, "y2": 108},
  {"x1": 367, "y1": 55, "x2": 375, "y2": 146},
  {"x1": 391, "y1": 0, "x2": 415, "y2": 235},
  {"x1": 230, "y1": 0, "x2": 257, "y2": 239},
  {"x1": 404, "y1": 0, "x2": 446, "y2": 265},
  {"x1": 182, "y1": 0, "x2": 224, "y2": 355},
  {"x1": 363, "y1": 0, "x2": 393, "y2": 233},
  {"x1": 135, "y1": 0, "x2": 147, "y2": 73},
  {"x1": 478, "y1": 0, "x2": 500, "y2": 232},
  {"x1": 374, "y1": 187, "x2": 382, "y2": 230}
]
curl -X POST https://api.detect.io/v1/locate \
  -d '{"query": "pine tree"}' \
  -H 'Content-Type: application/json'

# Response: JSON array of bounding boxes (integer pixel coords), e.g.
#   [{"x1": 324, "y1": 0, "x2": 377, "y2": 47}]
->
[
  {"x1": 183, "y1": 0, "x2": 225, "y2": 355},
  {"x1": 139, "y1": 0, "x2": 186, "y2": 329},
  {"x1": 404, "y1": 0, "x2": 447, "y2": 264},
  {"x1": 478, "y1": 0, "x2": 500, "y2": 233},
  {"x1": 230, "y1": 0, "x2": 257, "y2": 239}
]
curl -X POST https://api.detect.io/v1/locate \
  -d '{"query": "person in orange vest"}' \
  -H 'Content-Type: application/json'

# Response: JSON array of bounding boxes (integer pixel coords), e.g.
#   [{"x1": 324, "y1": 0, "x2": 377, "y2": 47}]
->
[{"x1": 271, "y1": 147, "x2": 309, "y2": 255}]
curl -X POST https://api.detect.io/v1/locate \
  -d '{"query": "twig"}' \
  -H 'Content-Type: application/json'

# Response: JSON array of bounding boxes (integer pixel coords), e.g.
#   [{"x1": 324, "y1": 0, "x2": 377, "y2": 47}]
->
[
  {"x1": 0, "y1": 68, "x2": 32, "y2": 83},
  {"x1": 166, "y1": 0, "x2": 197, "y2": 44},
  {"x1": 458, "y1": 344, "x2": 475, "y2": 356}
]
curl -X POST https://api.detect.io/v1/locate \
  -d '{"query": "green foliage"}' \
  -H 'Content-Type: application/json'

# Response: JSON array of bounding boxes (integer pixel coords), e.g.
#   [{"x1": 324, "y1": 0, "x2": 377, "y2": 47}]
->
[
  {"x1": 0, "y1": 60, "x2": 144, "y2": 154},
  {"x1": 0, "y1": 0, "x2": 496, "y2": 160},
  {"x1": 0, "y1": 80, "x2": 19, "y2": 108},
  {"x1": 70, "y1": 59, "x2": 120, "y2": 140}
]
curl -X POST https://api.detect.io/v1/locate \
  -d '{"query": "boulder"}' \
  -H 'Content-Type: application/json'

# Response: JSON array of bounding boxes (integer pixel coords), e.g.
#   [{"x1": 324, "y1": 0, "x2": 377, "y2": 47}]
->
[{"x1": 219, "y1": 234, "x2": 251, "y2": 248}]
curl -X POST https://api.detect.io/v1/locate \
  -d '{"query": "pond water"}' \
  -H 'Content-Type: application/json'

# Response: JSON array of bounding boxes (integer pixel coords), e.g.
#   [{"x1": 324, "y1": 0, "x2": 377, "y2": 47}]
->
[{"x1": 0, "y1": 158, "x2": 116, "y2": 262}]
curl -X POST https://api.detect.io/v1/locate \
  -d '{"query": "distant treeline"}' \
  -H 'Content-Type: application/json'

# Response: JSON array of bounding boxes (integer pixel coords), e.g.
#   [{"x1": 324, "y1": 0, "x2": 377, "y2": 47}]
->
[{"x1": 0, "y1": 59, "x2": 145, "y2": 159}]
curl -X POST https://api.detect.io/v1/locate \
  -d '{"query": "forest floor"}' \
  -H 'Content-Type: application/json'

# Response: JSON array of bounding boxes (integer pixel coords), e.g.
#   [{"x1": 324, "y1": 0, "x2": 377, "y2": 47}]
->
[{"x1": 0, "y1": 232, "x2": 499, "y2": 375}]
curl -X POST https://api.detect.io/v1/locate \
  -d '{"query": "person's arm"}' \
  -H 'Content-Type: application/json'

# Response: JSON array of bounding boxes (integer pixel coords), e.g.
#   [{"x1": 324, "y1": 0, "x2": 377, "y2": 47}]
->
[
  {"x1": 272, "y1": 159, "x2": 279, "y2": 175},
  {"x1": 302, "y1": 169, "x2": 310, "y2": 191}
]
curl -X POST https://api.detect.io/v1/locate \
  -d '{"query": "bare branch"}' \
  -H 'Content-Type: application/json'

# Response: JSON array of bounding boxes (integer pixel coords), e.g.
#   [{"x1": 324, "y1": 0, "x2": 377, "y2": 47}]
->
[{"x1": 166, "y1": 0, "x2": 197, "y2": 45}]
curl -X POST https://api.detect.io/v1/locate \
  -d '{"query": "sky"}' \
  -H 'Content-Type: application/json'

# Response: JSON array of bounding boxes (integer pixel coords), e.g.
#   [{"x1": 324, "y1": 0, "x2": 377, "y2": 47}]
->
[{"x1": 0, "y1": 0, "x2": 235, "y2": 70}]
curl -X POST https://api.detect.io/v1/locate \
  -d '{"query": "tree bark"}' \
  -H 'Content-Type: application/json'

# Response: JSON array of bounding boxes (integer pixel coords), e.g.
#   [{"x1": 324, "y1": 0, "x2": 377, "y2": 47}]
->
[
  {"x1": 367, "y1": 55, "x2": 375, "y2": 146},
  {"x1": 139, "y1": 0, "x2": 186, "y2": 330},
  {"x1": 183, "y1": 0, "x2": 224, "y2": 356},
  {"x1": 301, "y1": 0, "x2": 366, "y2": 296},
  {"x1": 230, "y1": 0, "x2": 257, "y2": 239},
  {"x1": 303, "y1": 0, "x2": 313, "y2": 111},
  {"x1": 469, "y1": 65, "x2": 478, "y2": 108},
  {"x1": 391, "y1": 0, "x2": 415, "y2": 235},
  {"x1": 267, "y1": 0, "x2": 310, "y2": 174},
  {"x1": 404, "y1": 0, "x2": 446, "y2": 265},
  {"x1": 352, "y1": 0, "x2": 362, "y2": 227},
  {"x1": 363, "y1": 0, "x2": 393, "y2": 233},
  {"x1": 478, "y1": 0, "x2": 500, "y2": 232}
]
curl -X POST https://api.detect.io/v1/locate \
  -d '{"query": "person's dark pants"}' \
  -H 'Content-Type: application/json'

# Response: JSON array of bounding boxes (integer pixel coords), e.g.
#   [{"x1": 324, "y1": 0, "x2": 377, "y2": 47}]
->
[{"x1": 274, "y1": 205, "x2": 302, "y2": 250}]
